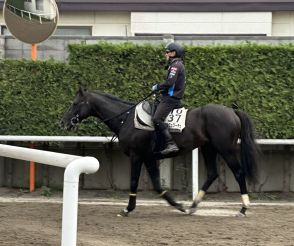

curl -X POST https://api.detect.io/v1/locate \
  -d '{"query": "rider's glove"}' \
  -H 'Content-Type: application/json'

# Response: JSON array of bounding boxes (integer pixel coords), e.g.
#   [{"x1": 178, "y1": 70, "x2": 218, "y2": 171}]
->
[{"x1": 151, "y1": 84, "x2": 159, "y2": 91}]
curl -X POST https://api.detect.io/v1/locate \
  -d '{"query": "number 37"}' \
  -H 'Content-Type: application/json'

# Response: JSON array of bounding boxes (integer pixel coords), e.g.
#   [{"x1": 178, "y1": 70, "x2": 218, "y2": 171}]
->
[{"x1": 167, "y1": 109, "x2": 182, "y2": 123}]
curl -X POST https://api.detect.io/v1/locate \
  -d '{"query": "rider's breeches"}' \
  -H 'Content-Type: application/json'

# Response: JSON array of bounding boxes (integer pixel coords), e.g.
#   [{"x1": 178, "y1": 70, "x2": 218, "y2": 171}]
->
[{"x1": 153, "y1": 96, "x2": 181, "y2": 131}]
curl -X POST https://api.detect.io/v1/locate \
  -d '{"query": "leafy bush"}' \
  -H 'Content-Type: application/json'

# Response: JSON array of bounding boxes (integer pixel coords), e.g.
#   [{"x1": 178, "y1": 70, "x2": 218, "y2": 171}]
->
[{"x1": 0, "y1": 43, "x2": 293, "y2": 138}]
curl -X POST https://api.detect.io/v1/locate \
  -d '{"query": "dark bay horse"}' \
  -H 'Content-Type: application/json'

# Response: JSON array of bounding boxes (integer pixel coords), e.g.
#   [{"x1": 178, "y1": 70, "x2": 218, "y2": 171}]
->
[{"x1": 61, "y1": 87, "x2": 258, "y2": 217}]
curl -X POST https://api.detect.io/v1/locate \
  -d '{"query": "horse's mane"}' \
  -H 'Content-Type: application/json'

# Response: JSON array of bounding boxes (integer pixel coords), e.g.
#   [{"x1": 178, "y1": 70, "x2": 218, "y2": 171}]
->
[{"x1": 92, "y1": 90, "x2": 135, "y2": 106}]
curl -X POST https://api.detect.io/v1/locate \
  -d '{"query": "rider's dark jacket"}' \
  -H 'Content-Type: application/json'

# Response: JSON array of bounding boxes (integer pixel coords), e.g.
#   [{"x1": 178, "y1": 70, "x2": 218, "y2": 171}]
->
[{"x1": 157, "y1": 58, "x2": 185, "y2": 99}]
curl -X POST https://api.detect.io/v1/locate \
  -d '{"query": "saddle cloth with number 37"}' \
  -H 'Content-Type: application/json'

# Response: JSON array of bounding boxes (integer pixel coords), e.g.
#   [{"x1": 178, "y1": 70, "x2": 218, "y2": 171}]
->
[{"x1": 134, "y1": 101, "x2": 188, "y2": 132}]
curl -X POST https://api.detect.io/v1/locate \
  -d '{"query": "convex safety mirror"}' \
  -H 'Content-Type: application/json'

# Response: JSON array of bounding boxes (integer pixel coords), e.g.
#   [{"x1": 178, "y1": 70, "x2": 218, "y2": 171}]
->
[{"x1": 3, "y1": 0, "x2": 59, "y2": 44}]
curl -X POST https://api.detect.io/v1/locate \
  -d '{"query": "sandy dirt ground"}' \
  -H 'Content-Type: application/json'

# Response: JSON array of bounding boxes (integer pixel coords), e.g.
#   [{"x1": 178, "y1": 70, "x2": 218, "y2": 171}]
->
[{"x1": 0, "y1": 188, "x2": 294, "y2": 246}]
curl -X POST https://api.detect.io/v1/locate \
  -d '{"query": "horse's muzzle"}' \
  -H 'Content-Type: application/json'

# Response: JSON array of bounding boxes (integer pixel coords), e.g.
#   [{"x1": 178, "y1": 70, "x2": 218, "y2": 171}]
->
[{"x1": 60, "y1": 118, "x2": 74, "y2": 130}]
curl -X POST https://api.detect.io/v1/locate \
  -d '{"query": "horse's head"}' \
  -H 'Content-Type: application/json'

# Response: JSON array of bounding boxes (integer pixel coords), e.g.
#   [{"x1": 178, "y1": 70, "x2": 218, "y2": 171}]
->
[{"x1": 61, "y1": 87, "x2": 91, "y2": 130}]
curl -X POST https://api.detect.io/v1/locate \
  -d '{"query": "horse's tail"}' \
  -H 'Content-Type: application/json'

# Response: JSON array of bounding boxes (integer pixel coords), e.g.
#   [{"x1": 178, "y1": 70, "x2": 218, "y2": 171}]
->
[{"x1": 234, "y1": 110, "x2": 259, "y2": 184}]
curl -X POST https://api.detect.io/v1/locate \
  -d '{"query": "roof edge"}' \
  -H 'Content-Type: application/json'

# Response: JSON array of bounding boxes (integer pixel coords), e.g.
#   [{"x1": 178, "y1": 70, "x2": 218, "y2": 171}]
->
[
  {"x1": 56, "y1": 2, "x2": 294, "y2": 12},
  {"x1": 1, "y1": 1, "x2": 294, "y2": 12}
]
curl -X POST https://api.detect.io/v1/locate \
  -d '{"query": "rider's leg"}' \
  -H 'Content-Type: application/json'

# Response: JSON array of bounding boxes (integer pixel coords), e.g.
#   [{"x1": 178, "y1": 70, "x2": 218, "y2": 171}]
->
[
  {"x1": 160, "y1": 125, "x2": 179, "y2": 154},
  {"x1": 152, "y1": 98, "x2": 179, "y2": 154}
]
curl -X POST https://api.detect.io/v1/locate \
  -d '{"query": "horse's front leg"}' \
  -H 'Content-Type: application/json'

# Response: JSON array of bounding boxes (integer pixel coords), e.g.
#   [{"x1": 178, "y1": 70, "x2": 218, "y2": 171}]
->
[
  {"x1": 145, "y1": 158, "x2": 186, "y2": 213},
  {"x1": 118, "y1": 154, "x2": 143, "y2": 217}
]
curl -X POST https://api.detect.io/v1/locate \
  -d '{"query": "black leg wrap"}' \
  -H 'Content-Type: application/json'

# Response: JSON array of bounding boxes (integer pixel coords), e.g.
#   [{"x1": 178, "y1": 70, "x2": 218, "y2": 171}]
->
[
  {"x1": 190, "y1": 201, "x2": 197, "y2": 209},
  {"x1": 240, "y1": 206, "x2": 247, "y2": 215},
  {"x1": 126, "y1": 195, "x2": 136, "y2": 212},
  {"x1": 118, "y1": 195, "x2": 136, "y2": 217}
]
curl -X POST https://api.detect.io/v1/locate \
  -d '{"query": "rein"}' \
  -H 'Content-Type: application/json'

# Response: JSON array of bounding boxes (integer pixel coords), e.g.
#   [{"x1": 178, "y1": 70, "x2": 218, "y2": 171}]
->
[
  {"x1": 67, "y1": 91, "x2": 155, "y2": 138},
  {"x1": 102, "y1": 91, "x2": 155, "y2": 123}
]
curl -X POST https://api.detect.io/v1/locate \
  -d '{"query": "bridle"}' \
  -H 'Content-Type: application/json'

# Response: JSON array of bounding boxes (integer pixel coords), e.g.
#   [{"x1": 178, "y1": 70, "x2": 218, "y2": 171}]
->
[
  {"x1": 68, "y1": 101, "x2": 90, "y2": 127},
  {"x1": 70, "y1": 113, "x2": 80, "y2": 126},
  {"x1": 67, "y1": 91, "x2": 155, "y2": 128}
]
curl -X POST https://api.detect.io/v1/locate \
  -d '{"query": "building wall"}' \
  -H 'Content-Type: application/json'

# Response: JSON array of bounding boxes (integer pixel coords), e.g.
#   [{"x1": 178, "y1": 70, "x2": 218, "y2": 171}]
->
[
  {"x1": 58, "y1": 11, "x2": 131, "y2": 36},
  {"x1": 131, "y1": 12, "x2": 272, "y2": 36},
  {"x1": 272, "y1": 11, "x2": 294, "y2": 36},
  {"x1": 1, "y1": 11, "x2": 294, "y2": 37}
]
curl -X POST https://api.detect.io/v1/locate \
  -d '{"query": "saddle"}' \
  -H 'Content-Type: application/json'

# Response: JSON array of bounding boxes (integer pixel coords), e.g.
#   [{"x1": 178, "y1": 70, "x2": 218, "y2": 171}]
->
[{"x1": 134, "y1": 101, "x2": 188, "y2": 132}]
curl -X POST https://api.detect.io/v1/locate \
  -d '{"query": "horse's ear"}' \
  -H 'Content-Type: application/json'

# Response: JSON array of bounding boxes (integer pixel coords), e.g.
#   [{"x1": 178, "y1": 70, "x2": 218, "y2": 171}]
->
[{"x1": 78, "y1": 86, "x2": 86, "y2": 96}]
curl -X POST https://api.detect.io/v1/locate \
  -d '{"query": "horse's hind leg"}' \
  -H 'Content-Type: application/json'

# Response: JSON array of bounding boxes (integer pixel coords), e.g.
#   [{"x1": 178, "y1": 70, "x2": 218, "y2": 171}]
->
[
  {"x1": 220, "y1": 150, "x2": 250, "y2": 217},
  {"x1": 118, "y1": 153, "x2": 143, "y2": 217},
  {"x1": 188, "y1": 144, "x2": 218, "y2": 214},
  {"x1": 145, "y1": 157, "x2": 186, "y2": 213}
]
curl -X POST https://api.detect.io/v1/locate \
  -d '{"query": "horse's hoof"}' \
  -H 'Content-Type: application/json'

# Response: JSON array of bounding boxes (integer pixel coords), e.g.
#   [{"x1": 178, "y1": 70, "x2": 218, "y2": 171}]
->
[
  {"x1": 236, "y1": 206, "x2": 247, "y2": 217},
  {"x1": 117, "y1": 209, "x2": 129, "y2": 217},
  {"x1": 186, "y1": 202, "x2": 197, "y2": 215},
  {"x1": 187, "y1": 207, "x2": 197, "y2": 215},
  {"x1": 235, "y1": 212, "x2": 247, "y2": 218},
  {"x1": 175, "y1": 203, "x2": 186, "y2": 213}
]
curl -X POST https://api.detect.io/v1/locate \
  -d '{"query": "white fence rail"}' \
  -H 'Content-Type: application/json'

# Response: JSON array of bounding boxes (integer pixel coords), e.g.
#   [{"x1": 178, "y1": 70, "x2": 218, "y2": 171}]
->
[
  {"x1": 0, "y1": 135, "x2": 118, "y2": 142},
  {"x1": 0, "y1": 136, "x2": 293, "y2": 200},
  {"x1": 0, "y1": 143, "x2": 100, "y2": 246}
]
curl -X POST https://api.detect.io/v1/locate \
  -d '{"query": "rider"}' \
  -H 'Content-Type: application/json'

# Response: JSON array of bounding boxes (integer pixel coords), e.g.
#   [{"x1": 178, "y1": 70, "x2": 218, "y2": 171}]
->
[{"x1": 151, "y1": 42, "x2": 186, "y2": 155}]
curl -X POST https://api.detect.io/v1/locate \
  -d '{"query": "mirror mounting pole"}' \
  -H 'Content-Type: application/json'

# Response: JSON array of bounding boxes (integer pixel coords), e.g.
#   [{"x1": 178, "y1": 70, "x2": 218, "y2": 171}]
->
[
  {"x1": 31, "y1": 43, "x2": 37, "y2": 61},
  {"x1": 29, "y1": 44, "x2": 37, "y2": 192}
]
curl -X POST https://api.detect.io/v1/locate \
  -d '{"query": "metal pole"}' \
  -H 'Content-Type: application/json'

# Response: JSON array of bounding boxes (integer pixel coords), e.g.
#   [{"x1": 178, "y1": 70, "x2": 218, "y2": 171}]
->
[
  {"x1": 61, "y1": 157, "x2": 99, "y2": 246},
  {"x1": 30, "y1": 44, "x2": 37, "y2": 192},
  {"x1": 192, "y1": 148, "x2": 198, "y2": 199},
  {"x1": 29, "y1": 143, "x2": 35, "y2": 192}
]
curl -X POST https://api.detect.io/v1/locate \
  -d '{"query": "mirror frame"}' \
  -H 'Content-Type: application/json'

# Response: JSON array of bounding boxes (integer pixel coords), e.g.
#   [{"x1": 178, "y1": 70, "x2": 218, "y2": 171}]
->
[{"x1": 3, "y1": 0, "x2": 59, "y2": 44}]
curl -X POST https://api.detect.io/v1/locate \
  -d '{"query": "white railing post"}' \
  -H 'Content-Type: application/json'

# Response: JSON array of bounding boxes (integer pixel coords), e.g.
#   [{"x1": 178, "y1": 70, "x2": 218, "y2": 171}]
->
[
  {"x1": 192, "y1": 148, "x2": 199, "y2": 199},
  {"x1": 61, "y1": 157, "x2": 99, "y2": 246},
  {"x1": 0, "y1": 144, "x2": 100, "y2": 246}
]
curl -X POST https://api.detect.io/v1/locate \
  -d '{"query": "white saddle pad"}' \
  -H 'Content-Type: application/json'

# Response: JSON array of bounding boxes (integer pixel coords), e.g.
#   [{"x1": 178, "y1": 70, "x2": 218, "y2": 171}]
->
[{"x1": 134, "y1": 102, "x2": 188, "y2": 132}]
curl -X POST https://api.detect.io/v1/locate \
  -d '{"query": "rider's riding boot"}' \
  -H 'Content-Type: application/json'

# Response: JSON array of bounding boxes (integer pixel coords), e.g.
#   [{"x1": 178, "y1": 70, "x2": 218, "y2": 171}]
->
[{"x1": 160, "y1": 128, "x2": 179, "y2": 155}]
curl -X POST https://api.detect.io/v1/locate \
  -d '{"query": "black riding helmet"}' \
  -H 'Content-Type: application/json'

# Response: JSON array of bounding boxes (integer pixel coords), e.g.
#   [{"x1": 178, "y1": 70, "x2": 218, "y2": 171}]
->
[{"x1": 165, "y1": 42, "x2": 184, "y2": 58}]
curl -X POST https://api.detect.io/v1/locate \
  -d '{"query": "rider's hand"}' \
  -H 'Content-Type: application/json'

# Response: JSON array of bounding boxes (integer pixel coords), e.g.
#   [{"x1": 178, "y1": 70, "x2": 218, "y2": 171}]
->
[{"x1": 151, "y1": 84, "x2": 159, "y2": 91}]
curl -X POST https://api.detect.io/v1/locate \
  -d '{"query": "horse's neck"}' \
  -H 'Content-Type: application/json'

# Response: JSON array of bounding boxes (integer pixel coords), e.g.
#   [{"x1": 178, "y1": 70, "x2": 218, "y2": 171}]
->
[{"x1": 90, "y1": 92, "x2": 133, "y2": 134}]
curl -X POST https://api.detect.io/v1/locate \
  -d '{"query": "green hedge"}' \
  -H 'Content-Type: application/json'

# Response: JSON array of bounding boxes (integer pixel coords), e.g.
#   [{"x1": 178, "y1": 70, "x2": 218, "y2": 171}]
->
[
  {"x1": 0, "y1": 60, "x2": 73, "y2": 135},
  {"x1": 183, "y1": 44, "x2": 294, "y2": 138},
  {"x1": 0, "y1": 42, "x2": 293, "y2": 138}
]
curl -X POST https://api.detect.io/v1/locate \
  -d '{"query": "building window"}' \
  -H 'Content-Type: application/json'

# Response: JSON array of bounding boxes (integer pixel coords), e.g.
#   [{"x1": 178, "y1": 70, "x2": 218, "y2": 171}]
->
[{"x1": 36, "y1": 0, "x2": 44, "y2": 11}]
